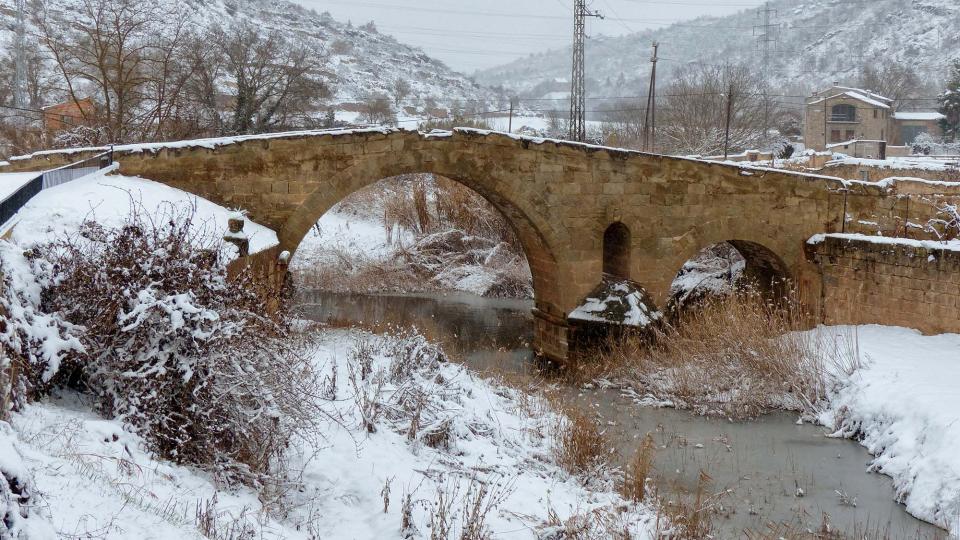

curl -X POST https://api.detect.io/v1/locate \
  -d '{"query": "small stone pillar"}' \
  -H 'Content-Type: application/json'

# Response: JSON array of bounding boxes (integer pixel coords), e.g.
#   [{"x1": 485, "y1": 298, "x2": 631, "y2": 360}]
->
[{"x1": 224, "y1": 212, "x2": 250, "y2": 257}]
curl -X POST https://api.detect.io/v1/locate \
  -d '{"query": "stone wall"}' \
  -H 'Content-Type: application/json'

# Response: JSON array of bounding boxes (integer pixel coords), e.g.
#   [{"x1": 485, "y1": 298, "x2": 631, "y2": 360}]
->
[
  {"x1": 806, "y1": 235, "x2": 960, "y2": 335},
  {"x1": 823, "y1": 162, "x2": 960, "y2": 183}
]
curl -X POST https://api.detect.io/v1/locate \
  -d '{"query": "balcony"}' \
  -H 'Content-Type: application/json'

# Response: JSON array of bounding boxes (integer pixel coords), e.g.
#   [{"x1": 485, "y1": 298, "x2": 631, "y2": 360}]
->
[{"x1": 829, "y1": 115, "x2": 859, "y2": 123}]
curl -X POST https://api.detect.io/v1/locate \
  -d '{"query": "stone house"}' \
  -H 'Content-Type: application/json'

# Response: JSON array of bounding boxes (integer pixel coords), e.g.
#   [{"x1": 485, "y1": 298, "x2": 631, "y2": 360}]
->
[{"x1": 803, "y1": 84, "x2": 944, "y2": 154}]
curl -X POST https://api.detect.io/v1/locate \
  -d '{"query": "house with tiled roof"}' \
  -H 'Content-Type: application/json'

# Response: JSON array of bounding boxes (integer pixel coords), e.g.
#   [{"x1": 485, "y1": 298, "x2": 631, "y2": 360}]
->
[{"x1": 803, "y1": 84, "x2": 944, "y2": 156}]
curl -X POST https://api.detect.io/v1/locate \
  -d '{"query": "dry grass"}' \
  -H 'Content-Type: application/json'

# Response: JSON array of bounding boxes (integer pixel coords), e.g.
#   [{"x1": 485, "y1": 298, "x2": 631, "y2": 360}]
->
[
  {"x1": 585, "y1": 291, "x2": 861, "y2": 419},
  {"x1": 622, "y1": 433, "x2": 656, "y2": 503},
  {"x1": 652, "y1": 471, "x2": 719, "y2": 539},
  {"x1": 551, "y1": 407, "x2": 612, "y2": 479}
]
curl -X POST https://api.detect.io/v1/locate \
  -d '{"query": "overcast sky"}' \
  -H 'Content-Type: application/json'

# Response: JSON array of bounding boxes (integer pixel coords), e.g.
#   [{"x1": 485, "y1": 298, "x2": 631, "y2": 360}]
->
[{"x1": 295, "y1": 0, "x2": 768, "y2": 73}]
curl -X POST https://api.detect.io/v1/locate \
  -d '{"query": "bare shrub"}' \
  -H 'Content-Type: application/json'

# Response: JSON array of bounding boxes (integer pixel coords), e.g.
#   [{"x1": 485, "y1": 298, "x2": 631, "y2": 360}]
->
[
  {"x1": 35, "y1": 203, "x2": 322, "y2": 485},
  {"x1": 925, "y1": 202, "x2": 960, "y2": 241},
  {"x1": 425, "y1": 477, "x2": 513, "y2": 540},
  {"x1": 600, "y1": 291, "x2": 860, "y2": 419}
]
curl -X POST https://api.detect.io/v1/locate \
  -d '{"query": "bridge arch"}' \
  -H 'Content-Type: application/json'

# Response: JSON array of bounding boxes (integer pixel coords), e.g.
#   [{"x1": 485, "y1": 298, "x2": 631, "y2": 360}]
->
[{"x1": 276, "y1": 144, "x2": 569, "y2": 360}]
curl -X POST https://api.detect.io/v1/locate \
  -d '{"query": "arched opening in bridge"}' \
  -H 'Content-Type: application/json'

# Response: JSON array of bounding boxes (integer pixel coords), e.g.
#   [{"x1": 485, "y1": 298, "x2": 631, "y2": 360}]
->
[
  {"x1": 668, "y1": 240, "x2": 791, "y2": 317},
  {"x1": 286, "y1": 172, "x2": 548, "y2": 367},
  {"x1": 602, "y1": 222, "x2": 631, "y2": 279}
]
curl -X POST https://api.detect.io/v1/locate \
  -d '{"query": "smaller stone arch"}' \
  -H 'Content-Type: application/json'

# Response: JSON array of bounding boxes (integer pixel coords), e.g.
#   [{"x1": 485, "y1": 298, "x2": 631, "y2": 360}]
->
[
  {"x1": 602, "y1": 222, "x2": 631, "y2": 279},
  {"x1": 667, "y1": 239, "x2": 793, "y2": 315}
]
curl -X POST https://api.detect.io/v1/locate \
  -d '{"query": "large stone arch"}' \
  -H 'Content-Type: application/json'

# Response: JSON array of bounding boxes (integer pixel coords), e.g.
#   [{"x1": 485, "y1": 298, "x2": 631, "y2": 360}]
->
[{"x1": 276, "y1": 138, "x2": 570, "y2": 361}]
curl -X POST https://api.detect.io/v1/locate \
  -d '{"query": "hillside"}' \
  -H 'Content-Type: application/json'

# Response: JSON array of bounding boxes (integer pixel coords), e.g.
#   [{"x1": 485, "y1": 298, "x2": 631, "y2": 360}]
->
[
  {"x1": 1, "y1": 0, "x2": 497, "y2": 119},
  {"x1": 476, "y1": 0, "x2": 958, "y2": 109}
]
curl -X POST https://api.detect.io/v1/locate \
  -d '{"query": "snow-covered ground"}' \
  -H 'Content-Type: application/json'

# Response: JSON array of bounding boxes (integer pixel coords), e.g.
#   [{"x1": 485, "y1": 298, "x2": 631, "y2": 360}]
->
[
  {"x1": 0, "y1": 330, "x2": 658, "y2": 539},
  {"x1": 5, "y1": 169, "x2": 278, "y2": 253},
  {"x1": 816, "y1": 326, "x2": 960, "y2": 536}
]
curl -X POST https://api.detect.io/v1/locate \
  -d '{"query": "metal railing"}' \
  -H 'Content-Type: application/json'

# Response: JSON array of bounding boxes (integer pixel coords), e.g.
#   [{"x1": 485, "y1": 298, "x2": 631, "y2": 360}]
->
[{"x1": 1, "y1": 150, "x2": 113, "y2": 230}]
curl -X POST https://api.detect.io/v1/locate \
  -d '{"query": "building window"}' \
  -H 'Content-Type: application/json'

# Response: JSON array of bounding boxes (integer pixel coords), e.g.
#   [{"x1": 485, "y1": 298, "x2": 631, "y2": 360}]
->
[
  {"x1": 830, "y1": 129, "x2": 842, "y2": 143},
  {"x1": 845, "y1": 130, "x2": 855, "y2": 140},
  {"x1": 873, "y1": 109, "x2": 878, "y2": 119},
  {"x1": 830, "y1": 104, "x2": 857, "y2": 122}
]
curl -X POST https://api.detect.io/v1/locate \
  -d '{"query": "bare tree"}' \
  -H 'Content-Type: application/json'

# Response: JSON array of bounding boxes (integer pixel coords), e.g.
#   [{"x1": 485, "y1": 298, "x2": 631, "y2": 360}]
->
[
  {"x1": 599, "y1": 100, "x2": 644, "y2": 149},
  {"x1": 658, "y1": 63, "x2": 769, "y2": 156},
  {"x1": 858, "y1": 64, "x2": 926, "y2": 110},
  {"x1": 393, "y1": 78, "x2": 412, "y2": 107},
  {"x1": 214, "y1": 23, "x2": 331, "y2": 134},
  {"x1": 37, "y1": 0, "x2": 201, "y2": 143},
  {"x1": 38, "y1": 0, "x2": 156, "y2": 141},
  {"x1": 360, "y1": 93, "x2": 396, "y2": 125}
]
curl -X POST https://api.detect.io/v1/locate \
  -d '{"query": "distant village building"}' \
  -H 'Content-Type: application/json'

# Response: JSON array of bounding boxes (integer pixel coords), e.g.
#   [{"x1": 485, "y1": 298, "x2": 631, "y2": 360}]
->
[
  {"x1": 41, "y1": 98, "x2": 95, "y2": 132},
  {"x1": 803, "y1": 84, "x2": 945, "y2": 157}
]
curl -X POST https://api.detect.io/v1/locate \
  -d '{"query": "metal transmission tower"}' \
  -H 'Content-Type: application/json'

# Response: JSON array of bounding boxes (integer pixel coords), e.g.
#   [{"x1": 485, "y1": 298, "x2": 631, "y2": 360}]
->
[
  {"x1": 642, "y1": 42, "x2": 659, "y2": 152},
  {"x1": 754, "y1": 2, "x2": 779, "y2": 146},
  {"x1": 569, "y1": 0, "x2": 602, "y2": 142},
  {"x1": 12, "y1": 0, "x2": 29, "y2": 122}
]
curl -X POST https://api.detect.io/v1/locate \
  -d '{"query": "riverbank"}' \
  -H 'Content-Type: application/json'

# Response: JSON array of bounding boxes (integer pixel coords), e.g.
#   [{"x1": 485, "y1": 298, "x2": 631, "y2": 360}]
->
[
  {"x1": 816, "y1": 325, "x2": 960, "y2": 536},
  {"x1": 299, "y1": 289, "x2": 959, "y2": 537},
  {"x1": 0, "y1": 328, "x2": 658, "y2": 538}
]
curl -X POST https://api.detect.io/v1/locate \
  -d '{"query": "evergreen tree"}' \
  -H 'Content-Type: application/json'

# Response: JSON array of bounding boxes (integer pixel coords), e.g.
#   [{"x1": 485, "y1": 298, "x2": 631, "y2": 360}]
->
[{"x1": 938, "y1": 60, "x2": 960, "y2": 141}]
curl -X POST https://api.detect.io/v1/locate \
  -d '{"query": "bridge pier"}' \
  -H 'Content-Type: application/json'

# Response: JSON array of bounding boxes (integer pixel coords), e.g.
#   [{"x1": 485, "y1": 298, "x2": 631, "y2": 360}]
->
[{"x1": 532, "y1": 305, "x2": 570, "y2": 363}]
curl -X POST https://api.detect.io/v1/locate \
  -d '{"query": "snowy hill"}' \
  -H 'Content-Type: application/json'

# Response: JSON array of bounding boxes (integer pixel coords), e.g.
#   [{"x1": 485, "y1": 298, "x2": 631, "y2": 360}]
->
[
  {"x1": 476, "y1": 0, "x2": 958, "y2": 108},
  {"x1": 1, "y1": 0, "x2": 497, "y2": 116}
]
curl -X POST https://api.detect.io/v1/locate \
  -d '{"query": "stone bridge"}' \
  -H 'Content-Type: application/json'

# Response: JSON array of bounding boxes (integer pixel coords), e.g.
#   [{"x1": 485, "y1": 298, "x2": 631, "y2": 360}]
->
[{"x1": 9, "y1": 128, "x2": 959, "y2": 360}]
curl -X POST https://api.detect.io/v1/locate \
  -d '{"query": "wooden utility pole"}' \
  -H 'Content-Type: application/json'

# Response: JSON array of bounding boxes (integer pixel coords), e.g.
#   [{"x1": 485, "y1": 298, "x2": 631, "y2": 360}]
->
[
  {"x1": 508, "y1": 97, "x2": 516, "y2": 133},
  {"x1": 724, "y1": 82, "x2": 735, "y2": 160},
  {"x1": 642, "y1": 42, "x2": 659, "y2": 152}
]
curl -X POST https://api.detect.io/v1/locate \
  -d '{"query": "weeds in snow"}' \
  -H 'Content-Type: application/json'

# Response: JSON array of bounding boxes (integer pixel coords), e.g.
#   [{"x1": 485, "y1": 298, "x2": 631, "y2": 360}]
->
[{"x1": 589, "y1": 291, "x2": 862, "y2": 419}]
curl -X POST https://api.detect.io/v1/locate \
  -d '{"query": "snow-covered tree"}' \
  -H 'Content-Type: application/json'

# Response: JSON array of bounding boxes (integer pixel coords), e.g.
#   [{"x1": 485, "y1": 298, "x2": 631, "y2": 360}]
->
[{"x1": 939, "y1": 60, "x2": 960, "y2": 141}]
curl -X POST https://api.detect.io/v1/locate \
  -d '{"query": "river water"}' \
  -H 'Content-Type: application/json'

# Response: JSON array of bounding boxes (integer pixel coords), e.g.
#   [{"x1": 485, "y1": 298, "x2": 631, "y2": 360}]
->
[{"x1": 296, "y1": 290, "x2": 946, "y2": 538}]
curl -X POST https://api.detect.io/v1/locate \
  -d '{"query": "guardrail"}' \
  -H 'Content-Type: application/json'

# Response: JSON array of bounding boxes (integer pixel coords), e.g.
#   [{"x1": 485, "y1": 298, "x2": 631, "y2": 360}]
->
[{"x1": 1, "y1": 149, "x2": 113, "y2": 230}]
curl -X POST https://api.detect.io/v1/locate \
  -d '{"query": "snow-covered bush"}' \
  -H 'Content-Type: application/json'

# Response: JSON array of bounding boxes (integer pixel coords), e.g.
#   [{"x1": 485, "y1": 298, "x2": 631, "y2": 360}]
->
[
  {"x1": 36, "y1": 206, "x2": 320, "y2": 486},
  {"x1": 925, "y1": 202, "x2": 960, "y2": 241},
  {"x1": 911, "y1": 132, "x2": 960, "y2": 156},
  {"x1": 0, "y1": 242, "x2": 84, "y2": 413}
]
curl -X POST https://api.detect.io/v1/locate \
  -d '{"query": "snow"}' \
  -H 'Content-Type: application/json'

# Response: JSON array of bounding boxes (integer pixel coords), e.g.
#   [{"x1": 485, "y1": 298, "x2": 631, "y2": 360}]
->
[
  {"x1": 829, "y1": 156, "x2": 960, "y2": 172},
  {"x1": 5, "y1": 169, "x2": 278, "y2": 254},
  {"x1": 295, "y1": 210, "x2": 403, "y2": 265},
  {"x1": 569, "y1": 279, "x2": 663, "y2": 327},
  {"x1": 0, "y1": 330, "x2": 658, "y2": 539},
  {"x1": 893, "y1": 112, "x2": 947, "y2": 121},
  {"x1": 0, "y1": 172, "x2": 41, "y2": 203},
  {"x1": 816, "y1": 326, "x2": 960, "y2": 535},
  {"x1": 807, "y1": 232, "x2": 960, "y2": 253},
  {"x1": 8, "y1": 127, "x2": 400, "y2": 162},
  {"x1": 807, "y1": 91, "x2": 892, "y2": 110}
]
